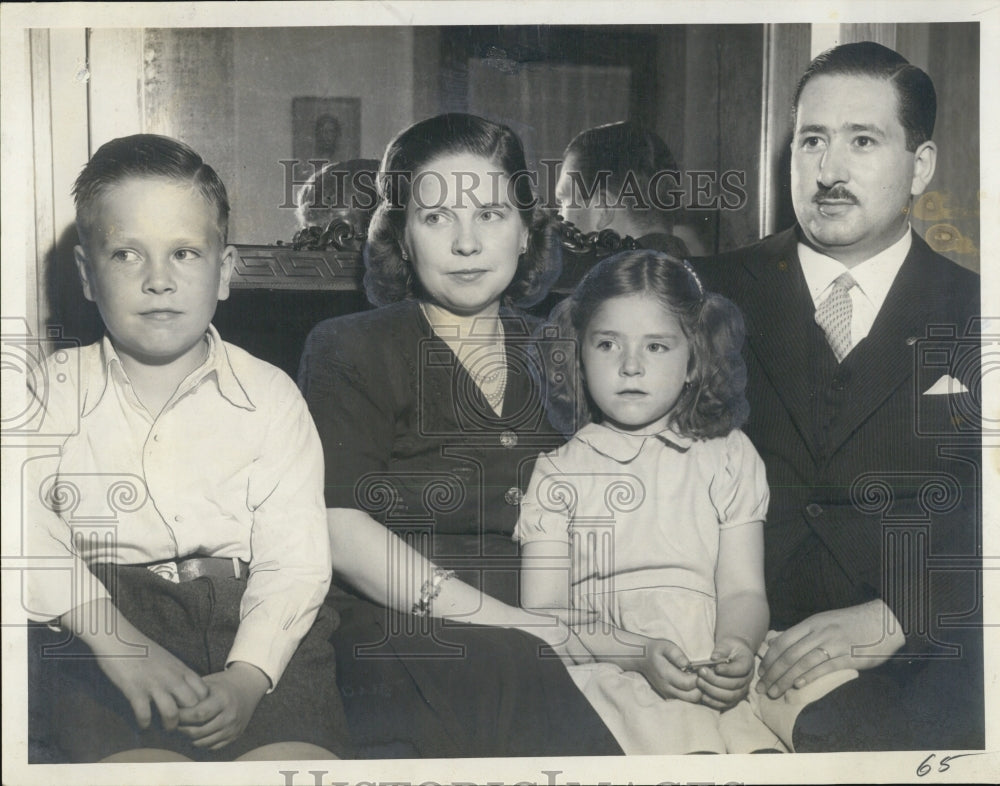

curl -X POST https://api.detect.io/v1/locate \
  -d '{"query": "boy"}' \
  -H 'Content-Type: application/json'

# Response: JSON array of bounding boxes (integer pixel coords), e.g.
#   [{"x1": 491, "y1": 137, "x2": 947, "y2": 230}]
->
[{"x1": 25, "y1": 134, "x2": 348, "y2": 762}]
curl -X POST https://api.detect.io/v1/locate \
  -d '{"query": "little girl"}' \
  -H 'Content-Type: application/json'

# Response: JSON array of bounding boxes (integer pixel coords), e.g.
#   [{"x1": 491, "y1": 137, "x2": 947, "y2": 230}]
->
[{"x1": 516, "y1": 249, "x2": 783, "y2": 754}]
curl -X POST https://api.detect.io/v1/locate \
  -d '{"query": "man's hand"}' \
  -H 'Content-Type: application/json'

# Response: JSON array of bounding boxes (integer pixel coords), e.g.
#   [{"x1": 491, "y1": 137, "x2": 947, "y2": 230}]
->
[
  {"x1": 638, "y1": 639, "x2": 702, "y2": 703},
  {"x1": 67, "y1": 598, "x2": 209, "y2": 731},
  {"x1": 757, "y1": 600, "x2": 904, "y2": 699},
  {"x1": 696, "y1": 636, "x2": 755, "y2": 710},
  {"x1": 177, "y1": 662, "x2": 270, "y2": 750}
]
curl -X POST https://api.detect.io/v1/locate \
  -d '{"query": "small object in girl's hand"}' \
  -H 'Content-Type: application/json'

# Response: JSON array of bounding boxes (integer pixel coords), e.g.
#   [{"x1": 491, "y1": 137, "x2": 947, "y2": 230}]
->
[{"x1": 684, "y1": 656, "x2": 731, "y2": 672}]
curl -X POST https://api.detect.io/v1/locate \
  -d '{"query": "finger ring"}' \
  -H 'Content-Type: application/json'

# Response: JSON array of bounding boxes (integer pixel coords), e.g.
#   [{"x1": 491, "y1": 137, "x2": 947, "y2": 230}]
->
[{"x1": 816, "y1": 647, "x2": 831, "y2": 660}]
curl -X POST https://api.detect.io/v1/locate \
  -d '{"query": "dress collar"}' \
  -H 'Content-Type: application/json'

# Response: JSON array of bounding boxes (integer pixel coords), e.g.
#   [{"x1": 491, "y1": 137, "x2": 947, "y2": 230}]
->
[{"x1": 573, "y1": 421, "x2": 693, "y2": 464}]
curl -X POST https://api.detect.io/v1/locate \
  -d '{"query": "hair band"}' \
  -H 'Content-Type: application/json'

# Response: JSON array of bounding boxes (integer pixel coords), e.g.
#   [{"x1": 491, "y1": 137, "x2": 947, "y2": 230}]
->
[{"x1": 682, "y1": 259, "x2": 705, "y2": 299}]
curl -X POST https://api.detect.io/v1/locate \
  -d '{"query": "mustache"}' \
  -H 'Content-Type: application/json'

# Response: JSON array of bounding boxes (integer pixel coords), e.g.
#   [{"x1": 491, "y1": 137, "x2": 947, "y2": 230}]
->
[{"x1": 813, "y1": 185, "x2": 859, "y2": 204}]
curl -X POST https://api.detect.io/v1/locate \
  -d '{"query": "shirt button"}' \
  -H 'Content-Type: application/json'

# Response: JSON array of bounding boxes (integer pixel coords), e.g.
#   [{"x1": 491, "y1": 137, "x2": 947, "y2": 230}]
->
[
  {"x1": 504, "y1": 487, "x2": 524, "y2": 506},
  {"x1": 153, "y1": 434, "x2": 161, "y2": 442},
  {"x1": 174, "y1": 514, "x2": 184, "y2": 523},
  {"x1": 805, "y1": 503, "x2": 823, "y2": 518},
  {"x1": 500, "y1": 430, "x2": 518, "y2": 448}
]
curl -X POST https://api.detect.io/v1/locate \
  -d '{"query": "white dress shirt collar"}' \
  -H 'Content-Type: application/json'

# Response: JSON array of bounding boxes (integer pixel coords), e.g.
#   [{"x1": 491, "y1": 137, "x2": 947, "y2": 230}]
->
[
  {"x1": 798, "y1": 228, "x2": 912, "y2": 346},
  {"x1": 798, "y1": 228, "x2": 911, "y2": 313}
]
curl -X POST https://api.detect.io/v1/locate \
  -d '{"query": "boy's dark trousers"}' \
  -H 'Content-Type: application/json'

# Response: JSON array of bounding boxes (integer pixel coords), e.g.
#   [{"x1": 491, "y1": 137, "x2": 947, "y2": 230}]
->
[{"x1": 28, "y1": 563, "x2": 351, "y2": 762}]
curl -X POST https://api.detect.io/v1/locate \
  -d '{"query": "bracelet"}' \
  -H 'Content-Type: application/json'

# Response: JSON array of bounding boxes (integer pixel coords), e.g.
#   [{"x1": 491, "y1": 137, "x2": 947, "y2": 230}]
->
[{"x1": 411, "y1": 568, "x2": 456, "y2": 618}]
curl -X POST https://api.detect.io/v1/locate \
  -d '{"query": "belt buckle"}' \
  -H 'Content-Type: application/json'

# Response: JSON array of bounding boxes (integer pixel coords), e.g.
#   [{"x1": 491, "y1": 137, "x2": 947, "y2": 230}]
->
[{"x1": 148, "y1": 560, "x2": 180, "y2": 583}]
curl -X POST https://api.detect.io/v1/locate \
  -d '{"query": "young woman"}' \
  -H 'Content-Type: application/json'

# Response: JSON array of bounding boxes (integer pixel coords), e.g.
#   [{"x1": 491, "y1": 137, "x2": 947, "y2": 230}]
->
[{"x1": 298, "y1": 113, "x2": 622, "y2": 758}]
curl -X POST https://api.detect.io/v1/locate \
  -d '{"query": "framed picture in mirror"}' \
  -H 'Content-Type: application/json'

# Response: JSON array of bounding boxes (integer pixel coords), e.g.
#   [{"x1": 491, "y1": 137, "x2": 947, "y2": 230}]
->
[{"x1": 291, "y1": 96, "x2": 361, "y2": 177}]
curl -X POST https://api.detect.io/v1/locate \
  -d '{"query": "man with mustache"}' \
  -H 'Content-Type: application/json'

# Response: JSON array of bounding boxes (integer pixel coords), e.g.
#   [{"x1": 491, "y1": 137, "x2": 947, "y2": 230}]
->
[{"x1": 693, "y1": 41, "x2": 982, "y2": 751}]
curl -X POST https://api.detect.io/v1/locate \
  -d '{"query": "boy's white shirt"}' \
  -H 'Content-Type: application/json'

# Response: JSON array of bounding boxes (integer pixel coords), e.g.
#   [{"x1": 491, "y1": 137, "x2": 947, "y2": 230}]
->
[{"x1": 23, "y1": 326, "x2": 331, "y2": 689}]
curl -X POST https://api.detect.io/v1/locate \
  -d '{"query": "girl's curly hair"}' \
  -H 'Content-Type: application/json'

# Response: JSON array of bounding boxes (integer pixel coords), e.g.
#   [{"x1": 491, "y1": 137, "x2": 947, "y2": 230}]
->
[
  {"x1": 363, "y1": 113, "x2": 561, "y2": 309},
  {"x1": 536, "y1": 249, "x2": 749, "y2": 439}
]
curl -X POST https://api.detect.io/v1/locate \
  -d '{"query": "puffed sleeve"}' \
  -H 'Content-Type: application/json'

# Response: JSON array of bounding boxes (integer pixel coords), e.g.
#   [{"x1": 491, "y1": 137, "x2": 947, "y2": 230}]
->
[
  {"x1": 708, "y1": 429, "x2": 770, "y2": 530},
  {"x1": 298, "y1": 315, "x2": 397, "y2": 509},
  {"x1": 512, "y1": 451, "x2": 574, "y2": 545}
]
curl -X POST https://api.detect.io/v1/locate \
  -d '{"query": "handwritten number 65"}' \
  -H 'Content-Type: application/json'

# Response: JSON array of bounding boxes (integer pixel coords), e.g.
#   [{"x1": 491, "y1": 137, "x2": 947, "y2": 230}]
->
[{"x1": 917, "y1": 753, "x2": 981, "y2": 777}]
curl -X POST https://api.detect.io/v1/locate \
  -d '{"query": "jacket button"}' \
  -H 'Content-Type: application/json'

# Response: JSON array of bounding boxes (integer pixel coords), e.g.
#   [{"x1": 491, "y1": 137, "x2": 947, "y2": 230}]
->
[
  {"x1": 504, "y1": 487, "x2": 524, "y2": 505},
  {"x1": 500, "y1": 430, "x2": 518, "y2": 448},
  {"x1": 805, "y1": 503, "x2": 823, "y2": 518}
]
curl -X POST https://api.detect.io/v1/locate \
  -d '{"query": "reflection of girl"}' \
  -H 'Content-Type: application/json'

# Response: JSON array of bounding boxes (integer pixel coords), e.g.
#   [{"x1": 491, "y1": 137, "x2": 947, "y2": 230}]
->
[
  {"x1": 518, "y1": 250, "x2": 782, "y2": 753},
  {"x1": 298, "y1": 113, "x2": 622, "y2": 758}
]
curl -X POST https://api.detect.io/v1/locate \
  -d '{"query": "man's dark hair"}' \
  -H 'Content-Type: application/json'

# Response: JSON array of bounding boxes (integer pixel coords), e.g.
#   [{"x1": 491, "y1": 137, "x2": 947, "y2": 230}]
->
[
  {"x1": 793, "y1": 41, "x2": 936, "y2": 151},
  {"x1": 73, "y1": 134, "x2": 230, "y2": 246}
]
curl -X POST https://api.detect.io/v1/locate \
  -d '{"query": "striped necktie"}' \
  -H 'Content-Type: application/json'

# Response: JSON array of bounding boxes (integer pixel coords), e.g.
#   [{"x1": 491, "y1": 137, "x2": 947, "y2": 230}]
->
[{"x1": 814, "y1": 272, "x2": 857, "y2": 362}]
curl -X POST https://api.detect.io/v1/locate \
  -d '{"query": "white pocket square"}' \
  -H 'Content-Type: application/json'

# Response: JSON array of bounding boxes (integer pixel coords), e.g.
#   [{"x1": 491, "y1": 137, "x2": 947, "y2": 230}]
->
[{"x1": 923, "y1": 374, "x2": 969, "y2": 395}]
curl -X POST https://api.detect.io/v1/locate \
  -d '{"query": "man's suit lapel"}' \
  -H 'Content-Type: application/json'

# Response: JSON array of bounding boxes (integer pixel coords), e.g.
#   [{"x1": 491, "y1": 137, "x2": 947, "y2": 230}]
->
[
  {"x1": 739, "y1": 228, "x2": 824, "y2": 461},
  {"x1": 824, "y1": 234, "x2": 937, "y2": 454}
]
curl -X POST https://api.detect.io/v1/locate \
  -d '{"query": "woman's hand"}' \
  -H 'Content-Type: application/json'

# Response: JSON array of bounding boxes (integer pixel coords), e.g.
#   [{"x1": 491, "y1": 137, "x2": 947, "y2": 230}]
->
[
  {"x1": 696, "y1": 636, "x2": 754, "y2": 710},
  {"x1": 530, "y1": 613, "x2": 596, "y2": 665},
  {"x1": 509, "y1": 607, "x2": 597, "y2": 665},
  {"x1": 637, "y1": 639, "x2": 702, "y2": 703}
]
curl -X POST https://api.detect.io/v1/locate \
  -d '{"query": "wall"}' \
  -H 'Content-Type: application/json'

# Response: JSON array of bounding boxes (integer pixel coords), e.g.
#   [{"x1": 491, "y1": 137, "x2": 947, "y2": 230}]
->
[
  {"x1": 230, "y1": 27, "x2": 415, "y2": 244},
  {"x1": 657, "y1": 25, "x2": 765, "y2": 255}
]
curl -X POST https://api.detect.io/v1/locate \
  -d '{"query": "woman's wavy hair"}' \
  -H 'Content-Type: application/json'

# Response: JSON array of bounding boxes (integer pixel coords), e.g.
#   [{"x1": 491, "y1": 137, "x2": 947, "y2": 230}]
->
[
  {"x1": 537, "y1": 249, "x2": 749, "y2": 439},
  {"x1": 363, "y1": 113, "x2": 561, "y2": 308}
]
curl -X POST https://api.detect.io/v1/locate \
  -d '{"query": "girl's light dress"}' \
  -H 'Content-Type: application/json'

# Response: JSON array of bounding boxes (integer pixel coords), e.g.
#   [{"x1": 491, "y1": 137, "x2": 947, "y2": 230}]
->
[{"x1": 515, "y1": 423, "x2": 783, "y2": 754}]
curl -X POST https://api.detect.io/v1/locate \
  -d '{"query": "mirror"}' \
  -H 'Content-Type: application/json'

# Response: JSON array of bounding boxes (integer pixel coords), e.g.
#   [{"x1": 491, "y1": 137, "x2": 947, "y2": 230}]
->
[{"x1": 36, "y1": 22, "x2": 980, "y2": 375}]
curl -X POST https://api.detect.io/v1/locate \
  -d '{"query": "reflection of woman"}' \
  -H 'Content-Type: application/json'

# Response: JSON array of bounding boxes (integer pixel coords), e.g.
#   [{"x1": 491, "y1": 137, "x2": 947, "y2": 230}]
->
[
  {"x1": 299, "y1": 113, "x2": 622, "y2": 758},
  {"x1": 295, "y1": 158, "x2": 379, "y2": 235},
  {"x1": 556, "y1": 121, "x2": 705, "y2": 257}
]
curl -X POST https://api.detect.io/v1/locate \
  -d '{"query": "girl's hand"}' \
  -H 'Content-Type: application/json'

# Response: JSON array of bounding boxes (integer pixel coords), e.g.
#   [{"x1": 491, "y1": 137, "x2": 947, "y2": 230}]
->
[
  {"x1": 638, "y1": 639, "x2": 702, "y2": 703},
  {"x1": 696, "y1": 636, "x2": 754, "y2": 710}
]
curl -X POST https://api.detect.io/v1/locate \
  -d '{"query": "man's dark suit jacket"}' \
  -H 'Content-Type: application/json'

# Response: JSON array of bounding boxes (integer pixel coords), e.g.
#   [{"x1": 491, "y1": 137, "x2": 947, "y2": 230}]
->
[{"x1": 692, "y1": 227, "x2": 983, "y2": 749}]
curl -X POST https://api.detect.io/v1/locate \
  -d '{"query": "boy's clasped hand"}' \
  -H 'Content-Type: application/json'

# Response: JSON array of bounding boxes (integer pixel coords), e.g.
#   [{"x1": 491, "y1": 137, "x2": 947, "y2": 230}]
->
[{"x1": 79, "y1": 598, "x2": 269, "y2": 750}]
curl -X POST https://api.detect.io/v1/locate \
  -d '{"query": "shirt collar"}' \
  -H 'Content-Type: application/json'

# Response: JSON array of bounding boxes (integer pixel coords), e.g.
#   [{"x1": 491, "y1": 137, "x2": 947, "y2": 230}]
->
[
  {"x1": 798, "y1": 227, "x2": 911, "y2": 312},
  {"x1": 85, "y1": 325, "x2": 254, "y2": 416},
  {"x1": 574, "y1": 421, "x2": 693, "y2": 464}
]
